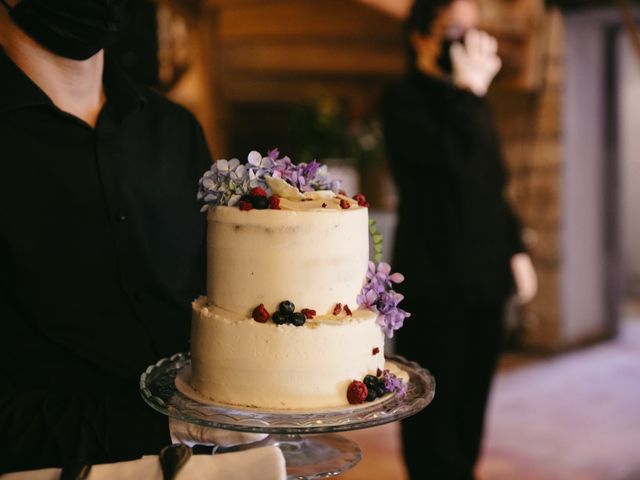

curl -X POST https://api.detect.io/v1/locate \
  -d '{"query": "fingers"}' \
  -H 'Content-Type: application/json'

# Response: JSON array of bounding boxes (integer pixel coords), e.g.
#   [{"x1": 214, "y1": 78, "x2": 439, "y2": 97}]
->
[{"x1": 464, "y1": 29, "x2": 499, "y2": 59}]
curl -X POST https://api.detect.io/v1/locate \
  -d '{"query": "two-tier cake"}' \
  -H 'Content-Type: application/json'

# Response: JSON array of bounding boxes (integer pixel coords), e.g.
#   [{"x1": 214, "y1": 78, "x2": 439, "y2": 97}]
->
[{"x1": 191, "y1": 150, "x2": 410, "y2": 410}]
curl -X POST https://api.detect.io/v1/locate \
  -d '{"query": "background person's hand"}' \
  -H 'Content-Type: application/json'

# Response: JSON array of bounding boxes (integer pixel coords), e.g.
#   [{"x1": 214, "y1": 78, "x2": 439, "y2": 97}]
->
[
  {"x1": 450, "y1": 29, "x2": 502, "y2": 97},
  {"x1": 510, "y1": 253, "x2": 538, "y2": 305},
  {"x1": 169, "y1": 418, "x2": 268, "y2": 448}
]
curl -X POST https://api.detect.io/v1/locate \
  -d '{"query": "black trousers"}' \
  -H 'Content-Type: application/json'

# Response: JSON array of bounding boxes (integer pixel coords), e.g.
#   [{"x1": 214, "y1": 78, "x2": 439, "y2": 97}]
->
[{"x1": 396, "y1": 298, "x2": 505, "y2": 480}]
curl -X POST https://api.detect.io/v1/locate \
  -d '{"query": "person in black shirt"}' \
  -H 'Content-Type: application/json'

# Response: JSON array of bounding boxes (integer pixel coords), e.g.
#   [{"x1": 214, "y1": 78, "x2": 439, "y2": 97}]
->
[
  {"x1": 382, "y1": 0, "x2": 537, "y2": 478},
  {"x1": 0, "y1": 0, "x2": 261, "y2": 473}
]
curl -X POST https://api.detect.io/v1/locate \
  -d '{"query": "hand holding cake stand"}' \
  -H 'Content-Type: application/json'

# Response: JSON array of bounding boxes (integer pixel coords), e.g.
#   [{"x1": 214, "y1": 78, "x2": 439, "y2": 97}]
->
[{"x1": 140, "y1": 352, "x2": 435, "y2": 480}]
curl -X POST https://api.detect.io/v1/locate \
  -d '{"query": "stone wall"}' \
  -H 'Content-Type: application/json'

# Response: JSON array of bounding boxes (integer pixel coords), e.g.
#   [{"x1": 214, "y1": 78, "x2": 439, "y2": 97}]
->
[{"x1": 489, "y1": 9, "x2": 565, "y2": 351}]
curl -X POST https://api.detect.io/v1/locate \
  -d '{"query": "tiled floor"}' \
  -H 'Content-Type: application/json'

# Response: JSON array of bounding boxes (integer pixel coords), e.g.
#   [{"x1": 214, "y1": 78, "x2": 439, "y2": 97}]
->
[{"x1": 339, "y1": 316, "x2": 640, "y2": 480}]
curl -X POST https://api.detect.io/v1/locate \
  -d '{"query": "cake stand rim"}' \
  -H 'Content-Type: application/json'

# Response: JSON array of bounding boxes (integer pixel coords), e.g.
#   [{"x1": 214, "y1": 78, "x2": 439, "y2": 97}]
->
[{"x1": 139, "y1": 352, "x2": 435, "y2": 434}]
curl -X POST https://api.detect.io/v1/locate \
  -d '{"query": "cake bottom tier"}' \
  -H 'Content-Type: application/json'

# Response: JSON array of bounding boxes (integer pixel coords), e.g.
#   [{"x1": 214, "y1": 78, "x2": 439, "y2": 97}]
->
[{"x1": 191, "y1": 297, "x2": 385, "y2": 410}]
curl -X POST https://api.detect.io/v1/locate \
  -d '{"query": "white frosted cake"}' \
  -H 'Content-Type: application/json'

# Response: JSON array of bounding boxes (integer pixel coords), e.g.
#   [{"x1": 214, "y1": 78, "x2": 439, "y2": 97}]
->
[{"x1": 191, "y1": 150, "x2": 410, "y2": 410}]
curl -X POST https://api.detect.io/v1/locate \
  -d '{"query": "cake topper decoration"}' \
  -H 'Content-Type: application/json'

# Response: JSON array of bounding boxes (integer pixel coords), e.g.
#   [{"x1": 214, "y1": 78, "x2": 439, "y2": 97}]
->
[{"x1": 197, "y1": 149, "x2": 342, "y2": 211}]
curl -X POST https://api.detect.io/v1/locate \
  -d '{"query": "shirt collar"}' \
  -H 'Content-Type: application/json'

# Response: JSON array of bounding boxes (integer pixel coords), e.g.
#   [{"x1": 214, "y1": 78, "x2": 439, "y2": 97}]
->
[{"x1": 0, "y1": 48, "x2": 147, "y2": 120}]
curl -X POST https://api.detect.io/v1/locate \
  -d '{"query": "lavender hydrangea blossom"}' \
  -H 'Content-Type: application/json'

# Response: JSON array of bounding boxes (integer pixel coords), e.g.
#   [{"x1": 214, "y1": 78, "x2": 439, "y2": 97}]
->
[
  {"x1": 382, "y1": 369, "x2": 408, "y2": 398},
  {"x1": 197, "y1": 158, "x2": 251, "y2": 211},
  {"x1": 197, "y1": 148, "x2": 342, "y2": 209},
  {"x1": 357, "y1": 261, "x2": 410, "y2": 338}
]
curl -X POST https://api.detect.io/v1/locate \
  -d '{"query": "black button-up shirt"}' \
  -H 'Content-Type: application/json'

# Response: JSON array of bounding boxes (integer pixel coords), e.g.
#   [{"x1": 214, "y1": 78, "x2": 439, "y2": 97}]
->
[{"x1": 0, "y1": 50, "x2": 210, "y2": 471}]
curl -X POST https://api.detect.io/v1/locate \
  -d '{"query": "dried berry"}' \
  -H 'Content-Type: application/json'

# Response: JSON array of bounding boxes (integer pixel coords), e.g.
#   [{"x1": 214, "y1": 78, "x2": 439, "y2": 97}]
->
[
  {"x1": 347, "y1": 380, "x2": 368, "y2": 405},
  {"x1": 251, "y1": 196, "x2": 269, "y2": 210},
  {"x1": 339, "y1": 199, "x2": 351, "y2": 210},
  {"x1": 333, "y1": 303, "x2": 342, "y2": 315},
  {"x1": 344, "y1": 304, "x2": 352, "y2": 316},
  {"x1": 269, "y1": 196, "x2": 281, "y2": 210},
  {"x1": 252, "y1": 304, "x2": 269, "y2": 323},
  {"x1": 290, "y1": 312, "x2": 306, "y2": 327},
  {"x1": 249, "y1": 187, "x2": 268, "y2": 197},
  {"x1": 352, "y1": 194, "x2": 370, "y2": 208},
  {"x1": 321, "y1": 203, "x2": 327, "y2": 208},
  {"x1": 301, "y1": 308, "x2": 316, "y2": 319},
  {"x1": 372, "y1": 347, "x2": 380, "y2": 355},
  {"x1": 279, "y1": 300, "x2": 295, "y2": 314},
  {"x1": 272, "y1": 311, "x2": 289, "y2": 325},
  {"x1": 376, "y1": 368, "x2": 383, "y2": 377}
]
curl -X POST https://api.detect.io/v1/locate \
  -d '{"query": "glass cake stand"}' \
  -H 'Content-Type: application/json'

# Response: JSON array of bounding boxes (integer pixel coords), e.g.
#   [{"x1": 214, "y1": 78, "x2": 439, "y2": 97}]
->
[{"x1": 140, "y1": 352, "x2": 435, "y2": 480}]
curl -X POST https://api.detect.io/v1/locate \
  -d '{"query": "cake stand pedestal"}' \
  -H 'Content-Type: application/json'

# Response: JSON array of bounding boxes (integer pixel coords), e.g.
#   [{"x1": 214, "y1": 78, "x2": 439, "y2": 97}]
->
[{"x1": 140, "y1": 353, "x2": 435, "y2": 479}]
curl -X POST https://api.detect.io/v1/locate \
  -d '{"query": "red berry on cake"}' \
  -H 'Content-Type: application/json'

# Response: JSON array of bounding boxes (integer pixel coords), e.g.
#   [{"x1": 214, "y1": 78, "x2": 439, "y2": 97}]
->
[
  {"x1": 269, "y1": 195, "x2": 281, "y2": 210},
  {"x1": 347, "y1": 380, "x2": 368, "y2": 404},
  {"x1": 239, "y1": 199, "x2": 253, "y2": 211},
  {"x1": 333, "y1": 303, "x2": 342, "y2": 315},
  {"x1": 252, "y1": 304, "x2": 270, "y2": 323},
  {"x1": 249, "y1": 186, "x2": 268, "y2": 197},
  {"x1": 301, "y1": 308, "x2": 316, "y2": 319},
  {"x1": 339, "y1": 199, "x2": 351, "y2": 210},
  {"x1": 344, "y1": 304, "x2": 352, "y2": 316},
  {"x1": 352, "y1": 194, "x2": 369, "y2": 208},
  {"x1": 372, "y1": 347, "x2": 380, "y2": 355}
]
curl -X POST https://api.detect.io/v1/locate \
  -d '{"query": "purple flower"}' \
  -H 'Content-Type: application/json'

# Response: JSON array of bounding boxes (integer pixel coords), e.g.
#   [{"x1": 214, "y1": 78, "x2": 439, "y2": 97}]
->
[
  {"x1": 197, "y1": 148, "x2": 343, "y2": 210},
  {"x1": 382, "y1": 370, "x2": 408, "y2": 399},
  {"x1": 356, "y1": 289, "x2": 379, "y2": 311},
  {"x1": 367, "y1": 261, "x2": 405, "y2": 288},
  {"x1": 358, "y1": 261, "x2": 411, "y2": 338}
]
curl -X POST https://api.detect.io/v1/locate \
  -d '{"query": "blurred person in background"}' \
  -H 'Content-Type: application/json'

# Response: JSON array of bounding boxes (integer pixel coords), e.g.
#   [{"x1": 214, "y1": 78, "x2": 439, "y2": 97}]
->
[
  {"x1": 381, "y1": 0, "x2": 537, "y2": 478},
  {"x1": 0, "y1": 0, "x2": 264, "y2": 473}
]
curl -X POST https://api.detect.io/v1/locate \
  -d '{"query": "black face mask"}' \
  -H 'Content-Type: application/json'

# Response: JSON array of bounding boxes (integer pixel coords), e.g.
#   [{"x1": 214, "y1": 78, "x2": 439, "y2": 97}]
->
[
  {"x1": 1, "y1": 0, "x2": 131, "y2": 60},
  {"x1": 436, "y1": 36, "x2": 464, "y2": 76}
]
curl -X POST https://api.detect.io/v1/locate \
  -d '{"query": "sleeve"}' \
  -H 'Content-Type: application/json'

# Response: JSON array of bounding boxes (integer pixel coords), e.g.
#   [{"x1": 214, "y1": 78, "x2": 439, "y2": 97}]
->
[
  {"x1": 0, "y1": 300, "x2": 171, "y2": 474},
  {"x1": 0, "y1": 385, "x2": 171, "y2": 473},
  {"x1": 451, "y1": 87, "x2": 527, "y2": 255}
]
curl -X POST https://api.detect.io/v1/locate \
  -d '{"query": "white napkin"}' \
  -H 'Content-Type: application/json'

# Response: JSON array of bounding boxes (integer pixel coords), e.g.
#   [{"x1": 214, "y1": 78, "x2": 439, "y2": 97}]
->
[{"x1": 0, "y1": 446, "x2": 286, "y2": 480}]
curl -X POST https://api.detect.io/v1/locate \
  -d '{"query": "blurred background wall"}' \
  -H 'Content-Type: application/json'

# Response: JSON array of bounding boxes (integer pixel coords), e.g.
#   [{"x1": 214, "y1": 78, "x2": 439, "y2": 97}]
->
[{"x1": 109, "y1": 0, "x2": 640, "y2": 355}]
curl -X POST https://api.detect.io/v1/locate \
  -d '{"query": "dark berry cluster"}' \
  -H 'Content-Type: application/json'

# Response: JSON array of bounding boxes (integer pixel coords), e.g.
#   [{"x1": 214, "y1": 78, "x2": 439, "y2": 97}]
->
[
  {"x1": 239, "y1": 187, "x2": 280, "y2": 211},
  {"x1": 346, "y1": 371, "x2": 389, "y2": 405},
  {"x1": 252, "y1": 300, "x2": 314, "y2": 327}
]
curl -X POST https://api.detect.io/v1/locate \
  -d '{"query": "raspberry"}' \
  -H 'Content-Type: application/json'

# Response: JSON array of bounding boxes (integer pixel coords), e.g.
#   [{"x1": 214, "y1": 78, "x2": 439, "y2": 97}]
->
[
  {"x1": 249, "y1": 187, "x2": 268, "y2": 197},
  {"x1": 339, "y1": 199, "x2": 350, "y2": 210},
  {"x1": 252, "y1": 304, "x2": 269, "y2": 323},
  {"x1": 372, "y1": 347, "x2": 380, "y2": 355},
  {"x1": 352, "y1": 194, "x2": 369, "y2": 208},
  {"x1": 333, "y1": 303, "x2": 342, "y2": 315},
  {"x1": 269, "y1": 196, "x2": 281, "y2": 210},
  {"x1": 347, "y1": 380, "x2": 368, "y2": 405},
  {"x1": 344, "y1": 304, "x2": 352, "y2": 316},
  {"x1": 239, "y1": 200, "x2": 253, "y2": 211},
  {"x1": 301, "y1": 308, "x2": 316, "y2": 319}
]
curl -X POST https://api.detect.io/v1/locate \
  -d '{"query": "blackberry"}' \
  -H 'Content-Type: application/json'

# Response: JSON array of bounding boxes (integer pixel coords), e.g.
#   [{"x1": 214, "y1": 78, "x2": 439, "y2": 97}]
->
[
  {"x1": 251, "y1": 195, "x2": 269, "y2": 210},
  {"x1": 364, "y1": 375, "x2": 386, "y2": 398},
  {"x1": 290, "y1": 312, "x2": 306, "y2": 327},
  {"x1": 272, "y1": 311, "x2": 289, "y2": 325},
  {"x1": 278, "y1": 300, "x2": 295, "y2": 314},
  {"x1": 366, "y1": 388, "x2": 378, "y2": 402}
]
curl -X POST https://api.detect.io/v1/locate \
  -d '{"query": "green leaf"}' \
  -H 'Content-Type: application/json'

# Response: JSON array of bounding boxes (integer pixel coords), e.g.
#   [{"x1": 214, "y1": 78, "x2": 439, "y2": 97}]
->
[{"x1": 368, "y1": 218, "x2": 385, "y2": 265}]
